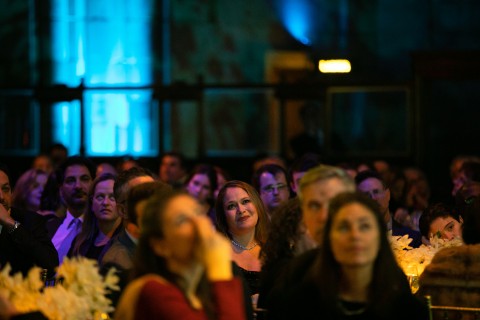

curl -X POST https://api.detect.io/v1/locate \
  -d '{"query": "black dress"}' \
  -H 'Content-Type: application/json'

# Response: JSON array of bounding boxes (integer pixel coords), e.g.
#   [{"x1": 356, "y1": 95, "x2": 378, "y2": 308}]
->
[{"x1": 236, "y1": 264, "x2": 261, "y2": 295}]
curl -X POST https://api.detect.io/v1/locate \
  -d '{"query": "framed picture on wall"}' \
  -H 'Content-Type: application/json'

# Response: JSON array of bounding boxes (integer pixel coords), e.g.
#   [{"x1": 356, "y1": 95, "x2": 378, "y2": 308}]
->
[{"x1": 325, "y1": 85, "x2": 413, "y2": 157}]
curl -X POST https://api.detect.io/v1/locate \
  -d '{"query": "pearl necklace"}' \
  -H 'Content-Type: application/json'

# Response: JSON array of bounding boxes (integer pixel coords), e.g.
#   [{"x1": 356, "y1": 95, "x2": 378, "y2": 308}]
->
[{"x1": 231, "y1": 239, "x2": 258, "y2": 251}]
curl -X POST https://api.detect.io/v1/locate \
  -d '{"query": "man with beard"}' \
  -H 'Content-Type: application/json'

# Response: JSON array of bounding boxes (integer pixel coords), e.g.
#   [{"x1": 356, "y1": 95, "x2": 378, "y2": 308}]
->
[
  {"x1": 0, "y1": 163, "x2": 58, "y2": 277},
  {"x1": 47, "y1": 156, "x2": 96, "y2": 264}
]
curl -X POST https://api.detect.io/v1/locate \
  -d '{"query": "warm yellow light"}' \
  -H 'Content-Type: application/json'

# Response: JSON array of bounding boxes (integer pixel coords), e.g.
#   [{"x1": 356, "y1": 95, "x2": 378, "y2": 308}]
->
[{"x1": 318, "y1": 59, "x2": 351, "y2": 73}]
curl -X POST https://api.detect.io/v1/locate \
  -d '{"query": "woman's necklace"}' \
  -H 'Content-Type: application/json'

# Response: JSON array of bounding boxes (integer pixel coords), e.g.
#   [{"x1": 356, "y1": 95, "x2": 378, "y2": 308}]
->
[
  {"x1": 231, "y1": 238, "x2": 258, "y2": 251},
  {"x1": 337, "y1": 300, "x2": 367, "y2": 316}
]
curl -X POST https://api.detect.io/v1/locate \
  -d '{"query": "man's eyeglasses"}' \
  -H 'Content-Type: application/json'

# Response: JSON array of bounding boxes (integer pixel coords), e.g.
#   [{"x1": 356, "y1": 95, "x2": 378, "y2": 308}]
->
[
  {"x1": 262, "y1": 183, "x2": 287, "y2": 194},
  {"x1": 363, "y1": 188, "x2": 385, "y2": 199}
]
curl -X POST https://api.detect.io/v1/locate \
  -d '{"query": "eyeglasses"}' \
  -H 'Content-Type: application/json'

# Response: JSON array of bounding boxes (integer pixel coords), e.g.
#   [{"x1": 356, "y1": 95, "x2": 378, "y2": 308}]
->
[
  {"x1": 362, "y1": 188, "x2": 385, "y2": 199},
  {"x1": 262, "y1": 183, "x2": 287, "y2": 194}
]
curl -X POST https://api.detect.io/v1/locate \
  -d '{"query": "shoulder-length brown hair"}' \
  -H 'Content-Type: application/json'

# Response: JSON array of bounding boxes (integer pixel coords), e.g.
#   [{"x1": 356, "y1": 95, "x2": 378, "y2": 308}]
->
[
  {"x1": 71, "y1": 173, "x2": 118, "y2": 256},
  {"x1": 214, "y1": 180, "x2": 269, "y2": 245},
  {"x1": 12, "y1": 168, "x2": 48, "y2": 211}
]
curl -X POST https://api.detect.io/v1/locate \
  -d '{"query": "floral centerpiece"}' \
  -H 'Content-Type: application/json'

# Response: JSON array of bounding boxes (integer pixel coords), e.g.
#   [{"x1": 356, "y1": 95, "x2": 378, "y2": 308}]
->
[
  {"x1": 0, "y1": 257, "x2": 119, "y2": 320},
  {"x1": 389, "y1": 233, "x2": 463, "y2": 276}
]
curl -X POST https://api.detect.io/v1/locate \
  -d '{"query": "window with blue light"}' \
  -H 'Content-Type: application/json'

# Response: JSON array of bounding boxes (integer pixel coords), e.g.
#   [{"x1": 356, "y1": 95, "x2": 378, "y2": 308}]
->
[{"x1": 51, "y1": 0, "x2": 157, "y2": 157}]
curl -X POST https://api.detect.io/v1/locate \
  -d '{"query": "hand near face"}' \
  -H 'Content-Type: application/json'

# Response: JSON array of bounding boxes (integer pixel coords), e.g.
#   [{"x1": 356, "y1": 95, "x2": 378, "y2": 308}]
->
[
  {"x1": 192, "y1": 215, "x2": 233, "y2": 281},
  {"x1": 0, "y1": 204, "x2": 13, "y2": 226}
]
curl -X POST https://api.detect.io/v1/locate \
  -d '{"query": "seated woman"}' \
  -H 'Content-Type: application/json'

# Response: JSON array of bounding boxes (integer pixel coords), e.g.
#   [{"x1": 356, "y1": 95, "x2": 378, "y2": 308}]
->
[
  {"x1": 69, "y1": 173, "x2": 122, "y2": 262},
  {"x1": 115, "y1": 190, "x2": 246, "y2": 320},
  {"x1": 270, "y1": 191, "x2": 428, "y2": 319},
  {"x1": 215, "y1": 180, "x2": 269, "y2": 300},
  {"x1": 185, "y1": 164, "x2": 218, "y2": 223},
  {"x1": 11, "y1": 168, "x2": 48, "y2": 213}
]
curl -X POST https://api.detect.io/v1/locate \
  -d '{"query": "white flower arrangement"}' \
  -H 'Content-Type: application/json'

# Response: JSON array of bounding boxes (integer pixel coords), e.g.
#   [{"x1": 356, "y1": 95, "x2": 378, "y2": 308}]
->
[
  {"x1": 389, "y1": 232, "x2": 463, "y2": 276},
  {"x1": 0, "y1": 257, "x2": 119, "y2": 320}
]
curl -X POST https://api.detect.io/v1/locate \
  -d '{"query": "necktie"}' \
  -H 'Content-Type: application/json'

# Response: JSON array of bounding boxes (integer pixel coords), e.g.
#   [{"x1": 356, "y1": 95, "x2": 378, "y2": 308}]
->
[{"x1": 57, "y1": 218, "x2": 82, "y2": 265}]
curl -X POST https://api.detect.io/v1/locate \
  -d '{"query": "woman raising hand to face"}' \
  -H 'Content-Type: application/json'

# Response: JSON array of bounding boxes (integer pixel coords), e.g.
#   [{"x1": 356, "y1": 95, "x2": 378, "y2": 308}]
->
[{"x1": 115, "y1": 190, "x2": 246, "y2": 320}]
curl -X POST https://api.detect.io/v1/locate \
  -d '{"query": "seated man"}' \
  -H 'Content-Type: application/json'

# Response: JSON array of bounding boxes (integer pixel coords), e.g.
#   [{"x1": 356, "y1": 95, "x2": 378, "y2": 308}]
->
[
  {"x1": 419, "y1": 202, "x2": 462, "y2": 242},
  {"x1": 0, "y1": 163, "x2": 58, "y2": 277},
  {"x1": 355, "y1": 170, "x2": 422, "y2": 247},
  {"x1": 252, "y1": 164, "x2": 291, "y2": 217},
  {"x1": 101, "y1": 167, "x2": 155, "y2": 274},
  {"x1": 101, "y1": 179, "x2": 169, "y2": 310}
]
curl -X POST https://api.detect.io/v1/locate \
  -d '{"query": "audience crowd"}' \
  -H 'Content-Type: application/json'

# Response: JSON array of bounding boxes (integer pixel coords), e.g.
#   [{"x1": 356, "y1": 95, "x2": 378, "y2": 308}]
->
[{"x1": 2, "y1": 145, "x2": 480, "y2": 319}]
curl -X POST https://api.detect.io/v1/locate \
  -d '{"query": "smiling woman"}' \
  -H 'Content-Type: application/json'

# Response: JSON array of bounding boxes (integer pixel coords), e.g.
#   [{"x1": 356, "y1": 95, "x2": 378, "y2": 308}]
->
[{"x1": 215, "y1": 180, "x2": 270, "y2": 299}]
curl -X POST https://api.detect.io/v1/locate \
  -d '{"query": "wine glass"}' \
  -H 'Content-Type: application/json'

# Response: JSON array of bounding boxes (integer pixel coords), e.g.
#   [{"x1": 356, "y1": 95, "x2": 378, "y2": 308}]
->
[{"x1": 405, "y1": 265, "x2": 420, "y2": 294}]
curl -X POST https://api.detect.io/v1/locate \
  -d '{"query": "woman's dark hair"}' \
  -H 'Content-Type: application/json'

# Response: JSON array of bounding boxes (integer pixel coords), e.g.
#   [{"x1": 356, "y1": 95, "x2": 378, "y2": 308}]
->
[
  {"x1": 71, "y1": 173, "x2": 118, "y2": 256},
  {"x1": 132, "y1": 190, "x2": 215, "y2": 319},
  {"x1": 260, "y1": 198, "x2": 303, "y2": 271},
  {"x1": 258, "y1": 198, "x2": 304, "y2": 308},
  {"x1": 418, "y1": 202, "x2": 459, "y2": 239},
  {"x1": 184, "y1": 164, "x2": 218, "y2": 203},
  {"x1": 316, "y1": 191, "x2": 411, "y2": 318},
  {"x1": 215, "y1": 180, "x2": 269, "y2": 245}
]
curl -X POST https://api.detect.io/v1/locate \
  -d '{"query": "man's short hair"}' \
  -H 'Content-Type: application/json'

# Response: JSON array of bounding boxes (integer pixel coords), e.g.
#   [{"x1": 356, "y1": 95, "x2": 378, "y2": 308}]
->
[
  {"x1": 55, "y1": 156, "x2": 97, "y2": 185},
  {"x1": 126, "y1": 181, "x2": 172, "y2": 226},
  {"x1": 160, "y1": 151, "x2": 187, "y2": 169},
  {"x1": 114, "y1": 166, "x2": 155, "y2": 202},
  {"x1": 297, "y1": 165, "x2": 355, "y2": 203},
  {"x1": 252, "y1": 164, "x2": 289, "y2": 192},
  {"x1": 288, "y1": 153, "x2": 322, "y2": 178},
  {"x1": 354, "y1": 170, "x2": 387, "y2": 188}
]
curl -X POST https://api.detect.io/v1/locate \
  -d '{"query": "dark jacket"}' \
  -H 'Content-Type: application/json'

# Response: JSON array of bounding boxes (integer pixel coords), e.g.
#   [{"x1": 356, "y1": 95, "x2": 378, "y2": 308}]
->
[
  {"x1": 45, "y1": 214, "x2": 66, "y2": 239},
  {"x1": 67, "y1": 223, "x2": 123, "y2": 263},
  {"x1": 0, "y1": 208, "x2": 59, "y2": 278},
  {"x1": 392, "y1": 219, "x2": 423, "y2": 248}
]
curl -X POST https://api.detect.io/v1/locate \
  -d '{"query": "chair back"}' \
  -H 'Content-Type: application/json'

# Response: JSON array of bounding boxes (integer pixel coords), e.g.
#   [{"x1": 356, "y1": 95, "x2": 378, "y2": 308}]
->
[{"x1": 426, "y1": 295, "x2": 480, "y2": 320}]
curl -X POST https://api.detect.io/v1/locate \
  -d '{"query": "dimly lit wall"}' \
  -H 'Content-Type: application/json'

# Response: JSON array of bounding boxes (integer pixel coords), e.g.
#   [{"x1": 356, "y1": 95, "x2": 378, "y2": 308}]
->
[{"x1": 1, "y1": 0, "x2": 480, "y2": 199}]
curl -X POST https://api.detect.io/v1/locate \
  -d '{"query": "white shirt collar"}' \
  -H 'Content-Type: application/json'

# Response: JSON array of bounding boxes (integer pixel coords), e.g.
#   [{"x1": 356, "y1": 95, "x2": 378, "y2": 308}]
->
[{"x1": 125, "y1": 228, "x2": 138, "y2": 245}]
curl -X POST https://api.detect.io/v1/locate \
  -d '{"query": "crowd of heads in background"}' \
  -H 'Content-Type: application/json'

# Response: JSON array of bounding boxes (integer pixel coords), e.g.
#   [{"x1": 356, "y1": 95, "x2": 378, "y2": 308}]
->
[
  {"x1": 9, "y1": 144, "x2": 480, "y2": 247},
  {"x1": 3, "y1": 142, "x2": 480, "y2": 319}
]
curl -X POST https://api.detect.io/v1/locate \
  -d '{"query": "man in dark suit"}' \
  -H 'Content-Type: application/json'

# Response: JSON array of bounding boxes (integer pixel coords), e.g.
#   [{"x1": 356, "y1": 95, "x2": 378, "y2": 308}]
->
[
  {"x1": 46, "y1": 156, "x2": 96, "y2": 264},
  {"x1": 0, "y1": 164, "x2": 58, "y2": 277}
]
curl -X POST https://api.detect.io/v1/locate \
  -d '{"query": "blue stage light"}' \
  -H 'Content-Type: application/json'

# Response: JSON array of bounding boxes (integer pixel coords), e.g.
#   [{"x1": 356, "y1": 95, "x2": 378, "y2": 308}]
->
[{"x1": 277, "y1": 0, "x2": 313, "y2": 46}]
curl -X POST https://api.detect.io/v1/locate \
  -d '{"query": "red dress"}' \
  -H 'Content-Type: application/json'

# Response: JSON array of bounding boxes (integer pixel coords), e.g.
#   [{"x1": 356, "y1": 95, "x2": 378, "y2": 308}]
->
[{"x1": 133, "y1": 278, "x2": 246, "y2": 320}]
